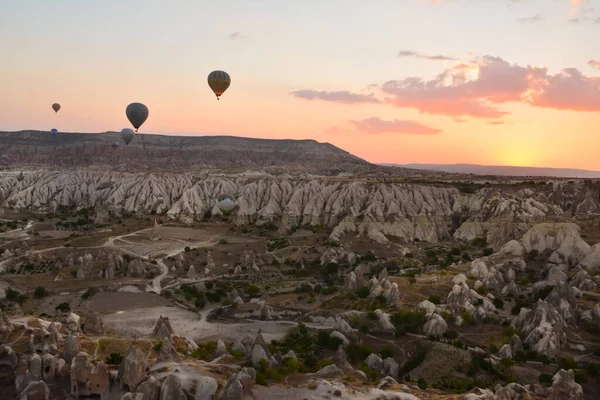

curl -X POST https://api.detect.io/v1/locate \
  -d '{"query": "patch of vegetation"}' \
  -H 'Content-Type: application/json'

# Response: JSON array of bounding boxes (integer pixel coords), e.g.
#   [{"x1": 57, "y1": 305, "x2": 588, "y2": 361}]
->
[
  {"x1": 428, "y1": 295, "x2": 441, "y2": 305},
  {"x1": 190, "y1": 341, "x2": 217, "y2": 361},
  {"x1": 106, "y1": 353, "x2": 124, "y2": 366},
  {"x1": 81, "y1": 287, "x2": 99, "y2": 300},
  {"x1": 33, "y1": 286, "x2": 48, "y2": 299},
  {"x1": 266, "y1": 238, "x2": 290, "y2": 252},
  {"x1": 55, "y1": 302, "x2": 71, "y2": 313},
  {"x1": 391, "y1": 309, "x2": 427, "y2": 335},
  {"x1": 538, "y1": 373, "x2": 553, "y2": 387},
  {"x1": 268, "y1": 323, "x2": 339, "y2": 373},
  {"x1": 153, "y1": 341, "x2": 163, "y2": 352},
  {"x1": 401, "y1": 342, "x2": 429, "y2": 375}
]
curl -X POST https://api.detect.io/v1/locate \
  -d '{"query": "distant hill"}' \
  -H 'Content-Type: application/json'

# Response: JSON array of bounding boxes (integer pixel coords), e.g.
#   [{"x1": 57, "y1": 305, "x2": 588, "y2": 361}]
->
[
  {"x1": 0, "y1": 130, "x2": 380, "y2": 175},
  {"x1": 0, "y1": 130, "x2": 431, "y2": 176},
  {"x1": 383, "y1": 163, "x2": 600, "y2": 179}
]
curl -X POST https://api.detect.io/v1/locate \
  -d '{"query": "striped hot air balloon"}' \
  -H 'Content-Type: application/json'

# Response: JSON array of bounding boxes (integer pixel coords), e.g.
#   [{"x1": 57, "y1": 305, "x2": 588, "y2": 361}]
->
[{"x1": 207, "y1": 70, "x2": 231, "y2": 100}]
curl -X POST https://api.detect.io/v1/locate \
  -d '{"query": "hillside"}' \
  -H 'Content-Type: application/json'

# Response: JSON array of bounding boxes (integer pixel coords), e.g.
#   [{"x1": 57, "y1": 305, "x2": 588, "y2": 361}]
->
[
  {"x1": 0, "y1": 130, "x2": 389, "y2": 175},
  {"x1": 388, "y1": 163, "x2": 600, "y2": 179}
]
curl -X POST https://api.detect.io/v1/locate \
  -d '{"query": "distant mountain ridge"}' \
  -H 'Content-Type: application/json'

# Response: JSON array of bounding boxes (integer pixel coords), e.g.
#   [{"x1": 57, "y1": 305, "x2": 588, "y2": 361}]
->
[
  {"x1": 383, "y1": 163, "x2": 600, "y2": 179},
  {"x1": 0, "y1": 130, "x2": 382, "y2": 175}
]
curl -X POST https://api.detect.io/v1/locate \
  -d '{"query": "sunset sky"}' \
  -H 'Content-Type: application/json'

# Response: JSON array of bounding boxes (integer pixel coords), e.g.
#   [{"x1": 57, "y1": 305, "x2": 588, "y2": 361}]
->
[{"x1": 1, "y1": 0, "x2": 599, "y2": 169}]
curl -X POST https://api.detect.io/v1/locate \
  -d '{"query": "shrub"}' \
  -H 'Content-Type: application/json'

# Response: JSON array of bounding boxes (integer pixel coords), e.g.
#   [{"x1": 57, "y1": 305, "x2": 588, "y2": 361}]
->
[
  {"x1": 539, "y1": 373, "x2": 553, "y2": 387},
  {"x1": 482, "y1": 248, "x2": 494, "y2": 257},
  {"x1": 33, "y1": 286, "x2": 48, "y2": 299},
  {"x1": 443, "y1": 330, "x2": 459, "y2": 339},
  {"x1": 346, "y1": 343, "x2": 373, "y2": 364},
  {"x1": 6, "y1": 287, "x2": 20, "y2": 302},
  {"x1": 55, "y1": 302, "x2": 71, "y2": 313},
  {"x1": 356, "y1": 286, "x2": 370, "y2": 298},
  {"x1": 428, "y1": 295, "x2": 441, "y2": 305},
  {"x1": 558, "y1": 356, "x2": 578, "y2": 370},
  {"x1": 219, "y1": 239, "x2": 228, "y2": 245},
  {"x1": 391, "y1": 309, "x2": 427, "y2": 333},
  {"x1": 493, "y1": 297, "x2": 505, "y2": 309},
  {"x1": 106, "y1": 353, "x2": 124, "y2": 365},
  {"x1": 153, "y1": 341, "x2": 163, "y2": 352},
  {"x1": 401, "y1": 343, "x2": 428, "y2": 374},
  {"x1": 574, "y1": 370, "x2": 588, "y2": 384}
]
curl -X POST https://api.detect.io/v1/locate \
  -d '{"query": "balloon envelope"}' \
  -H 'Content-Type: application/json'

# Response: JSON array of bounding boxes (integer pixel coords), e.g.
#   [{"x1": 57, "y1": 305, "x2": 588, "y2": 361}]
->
[
  {"x1": 218, "y1": 198, "x2": 235, "y2": 212},
  {"x1": 111, "y1": 141, "x2": 119, "y2": 149},
  {"x1": 120, "y1": 128, "x2": 135, "y2": 145},
  {"x1": 125, "y1": 103, "x2": 149, "y2": 131},
  {"x1": 50, "y1": 128, "x2": 58, "y2": 136},
  {"x1": 52, "y1": 103, "x2": 61, "y2": 113},
  {"x1": 207, "y1": 70, "x2": 231, "y2": 99}
]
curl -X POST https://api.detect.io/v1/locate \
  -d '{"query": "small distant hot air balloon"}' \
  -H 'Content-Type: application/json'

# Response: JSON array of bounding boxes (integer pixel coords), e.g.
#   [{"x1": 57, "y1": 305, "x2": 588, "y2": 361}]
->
[
  {"x1": 217, "y1": 194, "x2": 235, "y2": 212},
  {"x1": 52, "y1": 103, "x2": 61, "y2": 113},
  {"x1": 111, "y1": 141, "x2": 120, "y2": 149},
  {"x1": 120, "y1": 128, "x2": 135, "y2": 145},
  {"x1": 207, "y1": 70, "x2": 231, "y2": 100},
  {"x1": 50, "y1": 128, "x2": 58, "y2": 136},
  {"x1": 125, "y1": 102, "x2": 149, "y2": 132}
]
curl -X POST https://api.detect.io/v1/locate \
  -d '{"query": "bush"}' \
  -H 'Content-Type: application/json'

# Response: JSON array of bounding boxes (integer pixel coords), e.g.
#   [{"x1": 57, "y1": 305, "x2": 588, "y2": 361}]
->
[
  {"x1": 33, "y1": 286, "x2": 48, "y2": 299},
  {"x1": 346, "y1": 343, "x2": 373, "y2": 364},
  {"x1": 574, "y1": 370, "x2": 588, "y2": 384},
  {"x1": 482, "y1": 248, "x2": 494, "y2": 257},
  {"x1": 356, "y1": 286, "x2": 370, "y2": 298},
  {"x1": 401, "y1": 343, "x2": 428, "y2": 374},
  {"x1": 6, "y1": 287, "x2": 20, "y2": 302},
  {"x1": 539, "y1": 373, "x2": 553, "y2": 387},
  {"x1": 443, "y1": 330, "x2": 459, "y2": 339},
  {"x1": 558, "y1": 356, "x2": 578, "y2": 370},
  {"x1": 428, "y1": 295, "x2": 441, "y2": 305},
  {"x1": 55, "y1": 302, "x2": 71, "y2": 313},
  {"x1": 493, "y1": 297, "x2": 505, "y2": 309},
  {"x1": 219, "y1": 239, "x2": 228, "y2": 245},
  {"x1": 391, "y1": 309, "x2": 427, "y2": 333},
  {"x1": 153, "y1": 341, "x2": 163, "y2": 352},
  {"x1": 106, "y1": 353, "x2": 124, "y2": 365}
]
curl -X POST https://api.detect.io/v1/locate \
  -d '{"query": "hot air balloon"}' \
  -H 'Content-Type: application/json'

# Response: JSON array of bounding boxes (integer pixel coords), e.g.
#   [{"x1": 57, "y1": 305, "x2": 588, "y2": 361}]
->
[
  {"x1": 217, "y1": 194, "x2": 235, "y2": 212},
  {"x1": 207, "y1": 70, "x2": 231, "y2": 100},
  {"x1": 111, "y1": 141, "x2": 120, "y2": 149},
  {"x1": 52, "y1": 103, "x2": 61, "y2": 113},
  {"x1": 50, "y1": 128, "x2": 58, "y2": 136},
  {"x1": 120, "y1": 128, "x2": 135, "y2": 145},
  {"x1": 125, "y1": 102, "x2": 149, "y2": 132}
]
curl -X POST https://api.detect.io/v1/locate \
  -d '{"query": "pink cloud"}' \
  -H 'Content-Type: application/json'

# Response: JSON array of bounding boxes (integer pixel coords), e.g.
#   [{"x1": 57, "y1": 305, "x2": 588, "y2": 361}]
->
[
  {"x1": 590, "y1": 60, "x2": 600, "y2": 70},
  {"x1": 292, "y1": 56, "x2": 600, "y2": 119},
  {"x1": 289, "y1": 90, "x2": 381, "y2": 104},
  {"x1": 349, "y1": 117, "x2": 442, "y2": 135},
  {"x1": 381, "y1": 55, "x2": 600, "y2": 118}
]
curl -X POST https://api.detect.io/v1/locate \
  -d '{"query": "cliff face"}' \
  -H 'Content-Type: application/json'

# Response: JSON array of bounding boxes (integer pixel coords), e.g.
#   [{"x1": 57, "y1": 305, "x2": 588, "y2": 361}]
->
[
  {"x1": 0, "y1": 131, "x2": 382, "y2": 175},
  {"x1": 2, "y1": 170, "x2": 600, "y2": 246}
]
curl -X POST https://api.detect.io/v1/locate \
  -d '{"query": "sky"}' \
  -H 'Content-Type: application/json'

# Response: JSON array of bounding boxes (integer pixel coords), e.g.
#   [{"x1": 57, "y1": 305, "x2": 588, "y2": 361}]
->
[{"x1": 1, "y1": 0, "x2": 600, "y2": 169}]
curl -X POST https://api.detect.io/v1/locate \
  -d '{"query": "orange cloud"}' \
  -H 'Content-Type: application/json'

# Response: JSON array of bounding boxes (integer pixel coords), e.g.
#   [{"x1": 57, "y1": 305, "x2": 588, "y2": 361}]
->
[{"x1": 292, "y1": 55, "x2": 600, "y2": 119}]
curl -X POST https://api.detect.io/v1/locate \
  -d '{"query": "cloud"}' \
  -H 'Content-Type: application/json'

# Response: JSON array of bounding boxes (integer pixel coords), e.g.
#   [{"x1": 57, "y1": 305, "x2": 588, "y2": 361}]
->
[
  {"x1": 568, "y1": 1, "x2": 599, "y2": 22},
  {"x1": 517, "y1": 14, "x2": 543, "y2": 23},
  {"x1": 398, "y1": 50, "x2": 455, "y2": 61},
  {"x1": 590, "y1": 60, "x2": 600, "y2": 70},
  {"x1": 289, "y1": 90, "x2": 382, "y2": 104},
  {"x1": 380, "y1": 55, "x2": 600, "y2": 118},
  {"x1": 293, "y1": 55, "x2": 600, "y2": 119},
  {"x1": 349, "y1": 117, "x2": 442, "y2": 135},
  {"x1": 228, "y1": 31, "x2": 251, "y2": 40}
]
